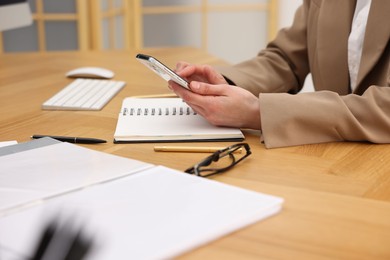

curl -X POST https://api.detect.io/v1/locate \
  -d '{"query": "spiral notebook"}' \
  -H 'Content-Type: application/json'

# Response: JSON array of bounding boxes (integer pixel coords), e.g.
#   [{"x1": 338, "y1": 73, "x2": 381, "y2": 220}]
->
[{"x1": 113, "y1": 98, "x2": 244, "y2": 143}]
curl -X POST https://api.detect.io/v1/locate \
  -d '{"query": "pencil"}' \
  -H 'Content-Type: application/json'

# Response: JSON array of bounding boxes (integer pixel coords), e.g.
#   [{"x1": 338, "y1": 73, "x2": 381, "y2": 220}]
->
[
  {"x1": 154, "y1": 146, "x2": 242, "y2": 153},
  {"x1": 131, "y1": 93, "x2": 178, "y2": 98}
]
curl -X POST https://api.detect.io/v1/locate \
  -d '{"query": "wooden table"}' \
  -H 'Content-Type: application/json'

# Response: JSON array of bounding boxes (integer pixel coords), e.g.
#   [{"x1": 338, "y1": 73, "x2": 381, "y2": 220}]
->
[{"x1": 1, "y1": 48, "x2": 389, "y2": 259}]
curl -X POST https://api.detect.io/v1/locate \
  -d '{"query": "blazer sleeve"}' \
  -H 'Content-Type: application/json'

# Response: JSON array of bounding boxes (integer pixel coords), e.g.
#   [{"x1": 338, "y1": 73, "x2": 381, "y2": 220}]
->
[
  {"x1": 260, "y1": 85, "x2": 390, "y2": 148},
  {"x1": 217, "y1": 0, "x2": 390, "y2": 148}
]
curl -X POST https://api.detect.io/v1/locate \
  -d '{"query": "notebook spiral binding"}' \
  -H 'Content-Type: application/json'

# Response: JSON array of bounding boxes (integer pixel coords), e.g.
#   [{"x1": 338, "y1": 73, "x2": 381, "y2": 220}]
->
[{"x1": 122, "y1": 106, "x2": 197, "y2": 116}]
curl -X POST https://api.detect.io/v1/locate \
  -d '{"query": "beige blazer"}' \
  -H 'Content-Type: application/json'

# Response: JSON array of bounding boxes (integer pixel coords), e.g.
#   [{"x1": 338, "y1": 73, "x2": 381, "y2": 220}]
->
[{"x1": 219, "y1": 0, "x2": 390, "y2": 148}]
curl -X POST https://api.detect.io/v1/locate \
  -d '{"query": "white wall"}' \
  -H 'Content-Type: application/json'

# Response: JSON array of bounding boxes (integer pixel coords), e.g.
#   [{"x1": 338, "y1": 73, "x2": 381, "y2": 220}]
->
[
  {"x1": 278, "y1": 0, "x2": 314, "y2": 92},
  {"x1": 278, "y1": 0, "x2": 301, "y2": 28}
]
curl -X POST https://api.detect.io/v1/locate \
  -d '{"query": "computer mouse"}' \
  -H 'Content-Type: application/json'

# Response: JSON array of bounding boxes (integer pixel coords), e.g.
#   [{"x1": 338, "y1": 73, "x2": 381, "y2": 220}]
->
[{"x1": 66, "y1": 67, "x2": 114, "y2": 79}]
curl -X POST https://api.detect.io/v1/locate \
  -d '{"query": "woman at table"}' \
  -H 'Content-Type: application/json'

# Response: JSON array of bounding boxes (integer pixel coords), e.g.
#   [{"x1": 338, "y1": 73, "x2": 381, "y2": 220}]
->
[{"x1": 168, "y1": 0, "x2": 390, "y2": 148}]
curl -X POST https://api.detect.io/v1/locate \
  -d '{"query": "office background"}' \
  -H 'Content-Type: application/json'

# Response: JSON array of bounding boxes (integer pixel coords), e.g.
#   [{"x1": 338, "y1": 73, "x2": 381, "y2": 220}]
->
[{"x1": 0, "y1": 0, "x2": 313, "y2": 91}]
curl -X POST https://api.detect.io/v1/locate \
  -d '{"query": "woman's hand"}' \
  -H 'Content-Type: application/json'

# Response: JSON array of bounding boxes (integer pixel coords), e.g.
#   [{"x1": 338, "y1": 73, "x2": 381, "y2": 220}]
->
[{"x1": 168, "y1": 63, "x2": 261, "y2": 130}]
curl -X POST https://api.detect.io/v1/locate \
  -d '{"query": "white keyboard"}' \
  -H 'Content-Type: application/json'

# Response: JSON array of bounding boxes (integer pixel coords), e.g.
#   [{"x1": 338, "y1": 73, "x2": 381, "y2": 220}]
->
[{"x1": 42, "y1": 78, "x2": 126, "y2": 110}]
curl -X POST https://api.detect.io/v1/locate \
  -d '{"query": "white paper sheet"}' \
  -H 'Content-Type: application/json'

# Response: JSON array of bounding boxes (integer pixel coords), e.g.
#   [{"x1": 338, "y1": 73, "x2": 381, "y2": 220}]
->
[
  {"x1": 0, "y1": 166, "x2": 283, "y2": 260},
  {"x1": 0, "y1": 142, "x2": 153, "y2": 215},
  {"x1": 0, "y1": 141, "x2": 17, "y2": 147}
]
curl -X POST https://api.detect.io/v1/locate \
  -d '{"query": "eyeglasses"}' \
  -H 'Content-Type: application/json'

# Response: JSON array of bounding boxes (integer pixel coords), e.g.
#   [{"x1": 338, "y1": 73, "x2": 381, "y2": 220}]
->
[{"x1": 184, "y1": 143, "x2": 251, "y2": 177}]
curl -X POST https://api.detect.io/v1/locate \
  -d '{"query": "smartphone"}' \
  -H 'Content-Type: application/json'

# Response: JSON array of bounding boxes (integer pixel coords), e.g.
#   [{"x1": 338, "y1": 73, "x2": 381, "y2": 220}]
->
[{"x1": 136, "y1": 53, "x2": 190, "y2": 90}]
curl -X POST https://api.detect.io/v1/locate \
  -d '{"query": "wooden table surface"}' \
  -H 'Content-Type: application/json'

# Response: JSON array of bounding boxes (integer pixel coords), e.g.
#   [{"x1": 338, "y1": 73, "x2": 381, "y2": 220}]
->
[{"x1": 1, "y1": 48, "x2": 389, "y2": 259}]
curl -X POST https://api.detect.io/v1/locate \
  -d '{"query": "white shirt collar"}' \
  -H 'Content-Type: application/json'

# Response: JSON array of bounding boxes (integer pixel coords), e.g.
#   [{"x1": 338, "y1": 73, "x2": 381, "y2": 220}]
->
[{"x1": 348, "y1": 0, "x2": 372, "y2": 91}]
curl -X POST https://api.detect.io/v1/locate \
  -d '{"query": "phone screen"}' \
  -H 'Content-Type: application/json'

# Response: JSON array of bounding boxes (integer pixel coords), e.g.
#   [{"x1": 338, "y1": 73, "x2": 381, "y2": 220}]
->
[{"x1": 136, "y1": 54, "x2": 190, "y2": 90}]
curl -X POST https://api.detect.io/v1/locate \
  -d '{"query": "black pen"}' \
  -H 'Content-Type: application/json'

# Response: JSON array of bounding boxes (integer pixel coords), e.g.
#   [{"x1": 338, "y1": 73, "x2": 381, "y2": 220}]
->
[{"x1": 31, "y1": 135, "x2": 107, "y2": 144}]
